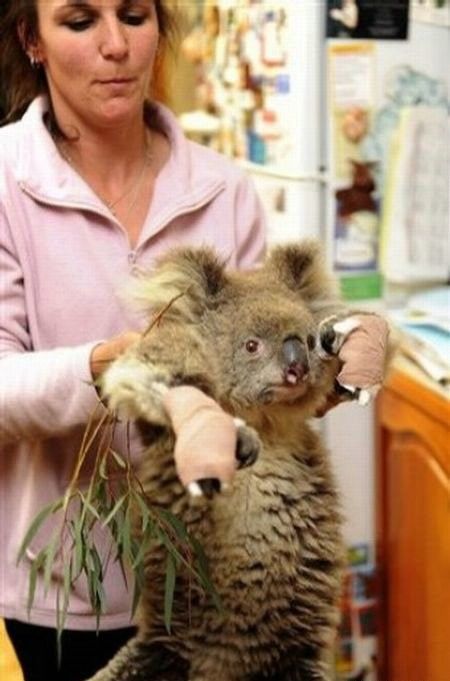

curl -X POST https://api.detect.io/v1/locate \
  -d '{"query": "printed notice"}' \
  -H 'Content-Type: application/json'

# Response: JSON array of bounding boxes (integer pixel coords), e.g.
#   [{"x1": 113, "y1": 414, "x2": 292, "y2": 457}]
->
[{"x1": 381, "y1": 107, "x2": 450, "y2": 283}]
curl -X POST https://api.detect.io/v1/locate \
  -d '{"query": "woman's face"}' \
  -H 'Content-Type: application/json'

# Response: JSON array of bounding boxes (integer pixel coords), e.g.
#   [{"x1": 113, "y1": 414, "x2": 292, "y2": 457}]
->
[{"x1": 34, "y1": 0, "x2": 160, "y2": 130}]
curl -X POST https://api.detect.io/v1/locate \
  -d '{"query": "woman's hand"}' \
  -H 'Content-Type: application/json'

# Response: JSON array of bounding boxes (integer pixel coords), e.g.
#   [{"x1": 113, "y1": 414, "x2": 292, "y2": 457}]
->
[{"x1": 90, "y1": 331, "x2": 141, "y2": 380}]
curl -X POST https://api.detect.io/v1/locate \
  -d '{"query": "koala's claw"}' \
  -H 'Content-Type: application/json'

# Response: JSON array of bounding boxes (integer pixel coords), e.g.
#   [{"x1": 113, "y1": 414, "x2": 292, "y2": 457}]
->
[
  {"x1": 319, "y1": 325, "x2": 337, "y2": 356},
  {"x1": 192, "y1": 478, "x2": 222, "y2": 499},
  {"x1": 234, "y1": 419, "x2": 261, "y2": 470},
  {"x1": 318, "y1": 316, "x2": 361, "y2": 358}
]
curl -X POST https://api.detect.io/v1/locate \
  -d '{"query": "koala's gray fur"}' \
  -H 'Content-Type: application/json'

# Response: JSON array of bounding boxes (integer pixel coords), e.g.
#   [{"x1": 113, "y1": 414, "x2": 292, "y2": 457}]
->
[{"x1": 88, "y1": 241, "x2": 347, "y2": 681}]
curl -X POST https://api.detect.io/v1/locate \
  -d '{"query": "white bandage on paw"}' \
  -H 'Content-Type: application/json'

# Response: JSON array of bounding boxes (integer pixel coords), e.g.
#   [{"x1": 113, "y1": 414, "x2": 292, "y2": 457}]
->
[{"x1": 333, "y1": 317, "x2": 361, "y2": 337}]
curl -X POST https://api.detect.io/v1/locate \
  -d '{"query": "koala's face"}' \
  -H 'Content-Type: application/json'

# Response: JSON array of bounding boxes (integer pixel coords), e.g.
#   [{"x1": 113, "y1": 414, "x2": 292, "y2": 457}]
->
[
  {"x1": 132, "y1": 242, "x2": 340, "y2": 413},
  {"x1": 209, "y1": 292, "x2": 331, "y2": 409}
]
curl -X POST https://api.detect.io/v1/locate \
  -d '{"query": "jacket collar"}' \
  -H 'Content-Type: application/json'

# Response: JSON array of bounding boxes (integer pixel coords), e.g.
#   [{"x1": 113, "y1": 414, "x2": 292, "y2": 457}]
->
[{"x1": 16, "y1": 97, "x2": 225, "y2": 221}]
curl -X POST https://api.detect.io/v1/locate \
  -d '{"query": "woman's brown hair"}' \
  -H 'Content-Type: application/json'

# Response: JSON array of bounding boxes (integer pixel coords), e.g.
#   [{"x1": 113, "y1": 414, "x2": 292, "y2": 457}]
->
[{"x1": 0, "y1": 0, "x2": 179, "y2": 126}]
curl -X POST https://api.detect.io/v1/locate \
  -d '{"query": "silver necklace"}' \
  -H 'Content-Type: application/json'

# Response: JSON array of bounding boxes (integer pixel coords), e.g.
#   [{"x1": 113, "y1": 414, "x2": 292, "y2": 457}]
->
[{"x1": 58, "y1": 134, "x2": 153, "y2": 218}]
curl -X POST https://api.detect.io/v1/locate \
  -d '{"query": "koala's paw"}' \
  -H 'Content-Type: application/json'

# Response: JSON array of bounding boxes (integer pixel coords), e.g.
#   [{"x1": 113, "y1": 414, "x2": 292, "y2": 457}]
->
[
  {"x1": 186, "y1": 419, "x2": 261, "y2": 500},
  {"x1": 233, "y1": 418, "x2": 261, "y2": 470},
  {"x1": 101, "y1": 357, "x2": 170, "y2": 423},
  {"x1": 317, "y1": 316, "x2": 360, "y2": 358}
]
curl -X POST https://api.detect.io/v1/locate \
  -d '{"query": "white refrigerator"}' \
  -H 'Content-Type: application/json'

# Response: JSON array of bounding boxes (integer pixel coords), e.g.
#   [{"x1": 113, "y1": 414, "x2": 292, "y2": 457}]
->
[
  {"x1": 189, "y1": 0, "x2": 450, "y2": 516},
  {"x1": 181, "y1": 1, "x2": 450, "y2": 675}
]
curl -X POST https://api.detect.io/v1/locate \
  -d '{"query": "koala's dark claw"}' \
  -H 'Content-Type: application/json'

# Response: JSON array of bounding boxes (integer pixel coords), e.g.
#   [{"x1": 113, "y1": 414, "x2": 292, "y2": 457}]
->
[
  {"x1": 235, "y1": 423, "x2": 261, "y2": 470},
  {"x1": 334, "y1": 379, "x2": 360, "y2": 400},
  {"x1": 236, "y1": 446, "x2": 258, "y2": 470},
  {"x1": 319, "y1": 325, "x2": 337, "y2": 356},
  {"x1": 196, "y1": 478, "x2": 221, "y2": 499}
]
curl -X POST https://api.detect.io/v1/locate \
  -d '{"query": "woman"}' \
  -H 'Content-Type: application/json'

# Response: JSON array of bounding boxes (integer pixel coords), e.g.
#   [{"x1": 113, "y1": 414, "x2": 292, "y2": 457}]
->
[
  {"x1": 0, "y1": 1, "x2": 266, "y2": 679},
  {"x1": 0, "y1": 2, "x2": 387, "y2": 680}
]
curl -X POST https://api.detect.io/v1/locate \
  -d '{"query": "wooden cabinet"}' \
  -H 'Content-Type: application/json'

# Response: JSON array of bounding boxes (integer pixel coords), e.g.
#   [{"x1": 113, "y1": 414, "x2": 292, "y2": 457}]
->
[{"x1": 376, "y1": 358, "x2": 450, "y2": 681}]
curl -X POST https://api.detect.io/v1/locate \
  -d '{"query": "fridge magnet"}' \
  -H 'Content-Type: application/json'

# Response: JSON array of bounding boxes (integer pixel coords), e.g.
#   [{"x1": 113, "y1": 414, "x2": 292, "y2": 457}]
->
[
  {"x1": 357, "y1": 603, "x2": 377, "y2": 637},
  {"x1": 412, "y1": 0, "x2": 450, "y2": 27},
  {"x1": 328, "y1": 42, "x2": 376, "y2": 181},
  {"x1": 334, "y1": 161, "x2": 379, "y2": 271},
  {"x1": 327, "y1": 0, "x2": 360, "y2": 38},
  {"x1": 352, "y1": 566, "x2": 378, "y2": 603},
  {"x1": 347, "y1": 543, "x2": 370, "y2": 568},
  {"x1": 261, "y1": 8, "x2": 288, "y2": 67},
  {"x1": 333, "y1": 159, "x2": 380, "y2": 272},
  {"x1": 335, "y1": 638, "x2": 355, "y2": 673},
  {"x1": 327, "y1": 0, "x2": 410, "y2": 39}
]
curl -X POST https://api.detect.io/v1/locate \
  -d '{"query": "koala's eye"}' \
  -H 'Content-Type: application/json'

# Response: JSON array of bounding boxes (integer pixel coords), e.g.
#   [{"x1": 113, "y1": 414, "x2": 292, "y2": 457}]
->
[{"x1": 245, "y1": 339, "x2": 261, "y2": 354}]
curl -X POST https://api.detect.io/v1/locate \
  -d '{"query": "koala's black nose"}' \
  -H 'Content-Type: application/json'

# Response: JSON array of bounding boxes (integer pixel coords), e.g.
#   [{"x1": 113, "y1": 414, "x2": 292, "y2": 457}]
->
[{"x1": 282, "y1": 336, "x2": 308, "y2": 383}]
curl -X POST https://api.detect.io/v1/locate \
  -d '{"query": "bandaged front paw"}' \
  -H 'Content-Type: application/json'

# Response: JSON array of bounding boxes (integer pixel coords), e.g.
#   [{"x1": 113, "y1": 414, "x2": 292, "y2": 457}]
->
[
  {"x1": 162, "y1": 386, "x2": 238, "y2": 496},
  {"x1": 336, "y1": 314, "x2": 390, "y2": 404}
]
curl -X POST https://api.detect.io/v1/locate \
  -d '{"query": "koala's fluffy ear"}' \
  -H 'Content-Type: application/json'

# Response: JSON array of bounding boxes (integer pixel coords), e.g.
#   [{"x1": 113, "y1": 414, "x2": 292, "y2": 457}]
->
[
  {"x1": 265, "y1": 240, "x2": 339, "y2": 307},
  {"x1": 127, "y1": 246, "x2": 229, "y2": 324}
]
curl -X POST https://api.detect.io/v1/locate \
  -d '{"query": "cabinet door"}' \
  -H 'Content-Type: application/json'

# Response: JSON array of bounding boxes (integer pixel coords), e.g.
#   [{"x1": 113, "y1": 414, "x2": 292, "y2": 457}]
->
[
  {"x1": 377, "y1": 383, "x2": 450, "y2": 681},
  {"x1": 386, "y1": 434, "x2": 450, "y2": 681}
]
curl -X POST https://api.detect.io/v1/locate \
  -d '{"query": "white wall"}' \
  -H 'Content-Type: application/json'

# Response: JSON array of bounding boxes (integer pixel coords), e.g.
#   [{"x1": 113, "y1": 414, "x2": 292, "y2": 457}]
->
[{"x1": 324, "y1": 401, "x2": 377, "y2": 553}]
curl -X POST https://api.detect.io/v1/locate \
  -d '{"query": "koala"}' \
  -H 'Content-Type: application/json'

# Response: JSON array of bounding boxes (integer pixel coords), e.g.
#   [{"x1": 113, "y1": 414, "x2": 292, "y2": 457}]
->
[{"x1": 88, "y1": 241, "x2": 349, "y2": 681}]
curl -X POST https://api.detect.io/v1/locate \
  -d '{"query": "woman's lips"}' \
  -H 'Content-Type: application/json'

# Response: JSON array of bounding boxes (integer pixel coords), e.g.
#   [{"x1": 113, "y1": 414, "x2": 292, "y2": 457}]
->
[{"x1": 97, "y1": 78, "x2": 134, "y2": 86}]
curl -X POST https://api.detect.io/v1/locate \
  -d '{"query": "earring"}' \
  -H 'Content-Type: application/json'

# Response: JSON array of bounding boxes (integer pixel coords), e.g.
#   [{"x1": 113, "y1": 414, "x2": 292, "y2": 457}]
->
[{"x1": 28, "y1": 53, "x2": 41, "y2": 69}]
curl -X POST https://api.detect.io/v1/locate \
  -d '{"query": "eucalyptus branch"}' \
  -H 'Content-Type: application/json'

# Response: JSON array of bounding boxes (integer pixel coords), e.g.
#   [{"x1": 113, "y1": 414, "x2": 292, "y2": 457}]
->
[
  {"x1": 17, "y1": 401, "x2": 220, "y2": 656},
  {"x1": 141, "y1": 288, "x2": 189, "y2": 337}
]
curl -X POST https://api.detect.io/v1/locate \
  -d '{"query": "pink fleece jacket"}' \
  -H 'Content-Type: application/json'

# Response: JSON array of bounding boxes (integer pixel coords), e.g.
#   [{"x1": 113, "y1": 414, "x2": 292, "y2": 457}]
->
[{"x1": 0, "y1": 97, "x2": 266, "y2": 630}]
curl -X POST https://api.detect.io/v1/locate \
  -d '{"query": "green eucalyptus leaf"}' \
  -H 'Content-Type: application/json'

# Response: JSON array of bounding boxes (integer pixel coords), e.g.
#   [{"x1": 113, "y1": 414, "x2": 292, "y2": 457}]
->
[
  {"x1": 157, "y1": 508, "x2": 189, "y2": 542},
  {"x1": 133, "y1": 492, "x2": 152, "y2": 534},
  {"x1": 130, "y1": 578, "x2": 142, "y2": 619},
  {"x1": 27, "y1": 548, "x2": 47, "y2": 615},
  {"x1": 77, "y1": 491, "x2": 101, "y2": 521},
  {"x1": 57, "y1": 562, "x2": 72, "y2": 636},
  {"x1": 17, "y1": 498, "x2": 63, "y2": 564},
  {"x1": 70, "y1": 518, "x2": 85, "y2": 580},
  {"x1": 164, "y1": 553, "x2": 177, "y2": 633},
  {"x1": 131, "y1": 533, "x2": 153, "y2": 570},
  {"x1": 102, "y1": 494, "x2": 127, "y2": 527},
  {"x1": 43, "y1": 534, "x2": 60, "y2": 595},
  {"x1": 110, "y1": 449, "x2": 127, "y2": 470},
  {"x1": 99, "y1": 454, "x2": 109, "y2": 480},
  {"x1": 156, "y1": 526, "x2": 186, "y2": 569},
  {"x1": 190, "y1": 536, "x2": 222, "y2": 612},
  {"x1": 121, "y1": 506, "x2": 132, "y2": 559}
]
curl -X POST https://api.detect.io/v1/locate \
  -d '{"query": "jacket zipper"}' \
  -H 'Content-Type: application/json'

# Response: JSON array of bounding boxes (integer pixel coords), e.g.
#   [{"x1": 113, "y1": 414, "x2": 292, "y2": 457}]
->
[{"x1": 145, "y1": 180, "x2": 226, "y2": 240}]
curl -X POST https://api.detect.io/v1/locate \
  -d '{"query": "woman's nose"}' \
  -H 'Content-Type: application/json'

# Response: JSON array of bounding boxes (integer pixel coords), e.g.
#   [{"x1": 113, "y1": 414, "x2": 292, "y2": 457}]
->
[{"x1": 100, "y1": 18, "x2": 129, "y2": 60}]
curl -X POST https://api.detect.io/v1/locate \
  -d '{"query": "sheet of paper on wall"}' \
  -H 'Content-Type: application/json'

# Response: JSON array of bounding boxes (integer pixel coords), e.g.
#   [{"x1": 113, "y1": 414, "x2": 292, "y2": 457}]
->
[{"x1": 380, "y1": 106, "x2": 450, "y2": 284}]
